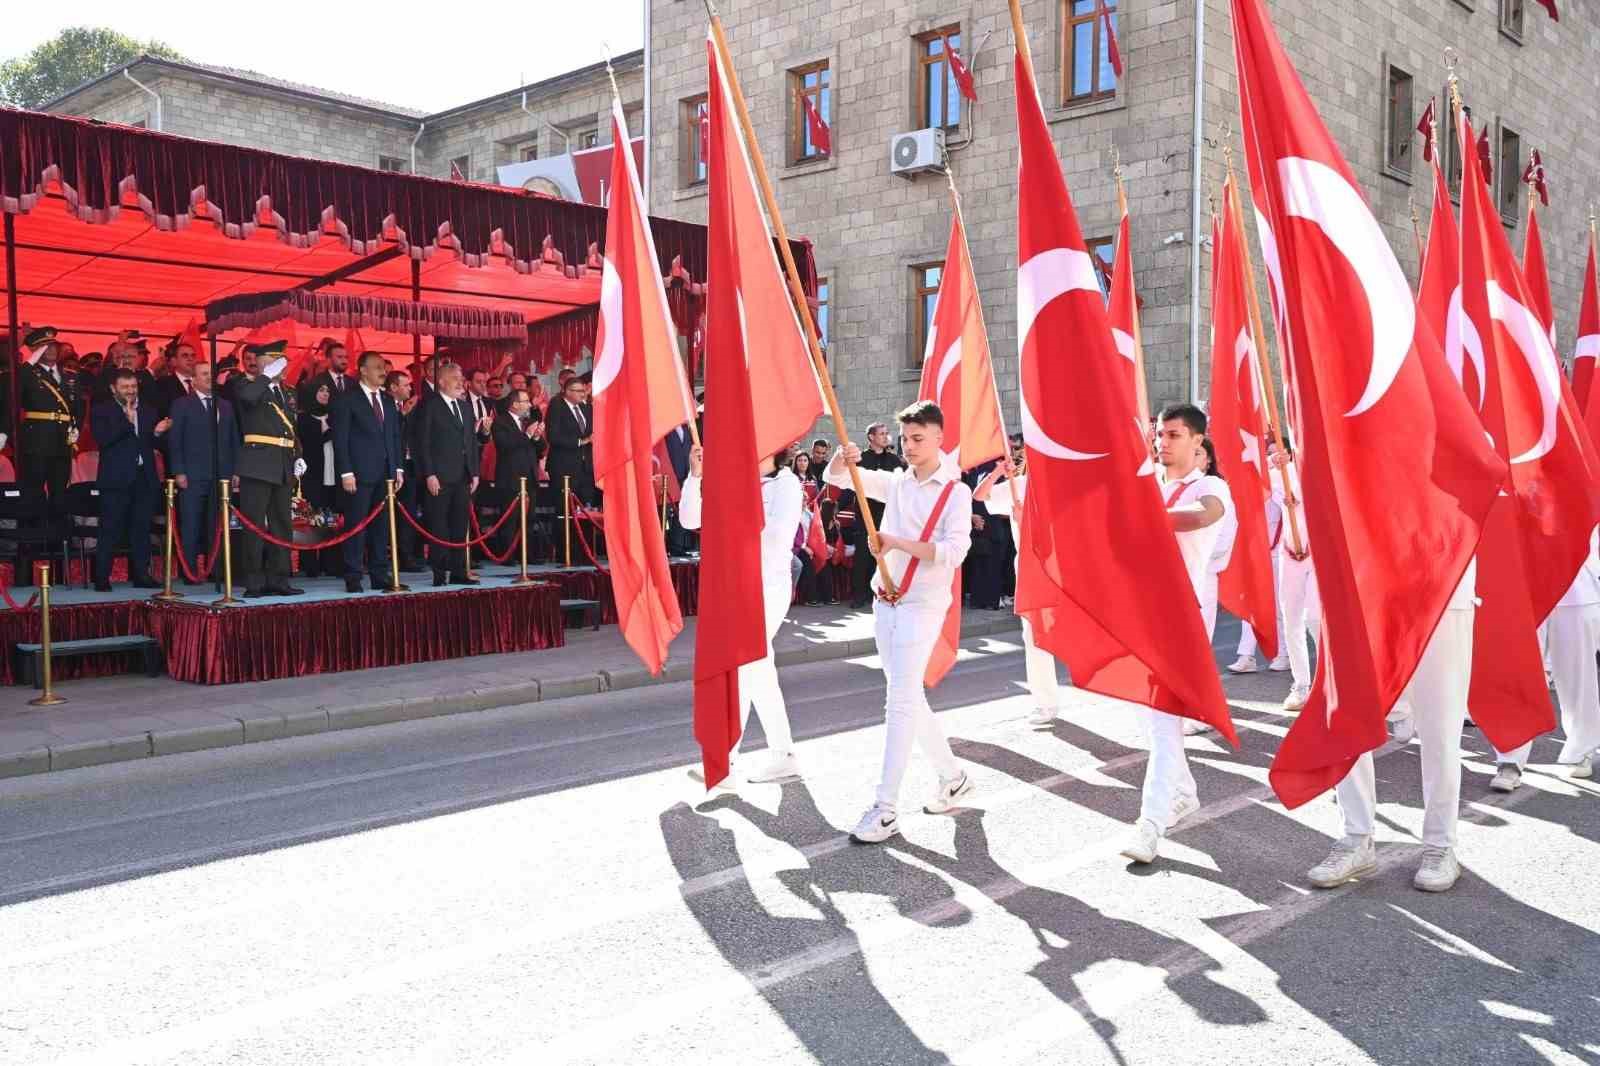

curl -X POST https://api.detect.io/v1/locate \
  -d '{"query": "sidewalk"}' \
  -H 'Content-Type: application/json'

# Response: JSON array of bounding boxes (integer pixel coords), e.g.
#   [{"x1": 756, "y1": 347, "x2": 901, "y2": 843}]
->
[{"x1": 0, "y1": 604, "x2": 1024, "y2": 779}]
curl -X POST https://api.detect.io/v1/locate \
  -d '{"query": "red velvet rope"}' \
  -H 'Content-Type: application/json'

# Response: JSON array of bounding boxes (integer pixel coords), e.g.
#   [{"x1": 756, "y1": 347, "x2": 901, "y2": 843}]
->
[
  {"x1": 0, "y1": 568, "x2": 41, "y2": 611},
  {"x1": 398, "y1": 496, "x2": 519, "y2": 549},
  {"x1": 566, "y1": 493, "x2": 609, "y2": 575},
  {"x1": 468, "y1": 503, "x2": 523, "y2": 564},
  {"x1": 234, "y1": 499, "x2": 385, "y2": 550},
  {"x1": 167, "y1": 492, "x2": 227, "y2": 583}
]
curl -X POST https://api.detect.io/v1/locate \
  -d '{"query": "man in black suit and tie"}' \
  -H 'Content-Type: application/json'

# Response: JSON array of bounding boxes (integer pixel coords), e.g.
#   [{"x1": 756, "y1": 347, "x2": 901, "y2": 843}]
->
[
  {"x1": 234, "y1": 342, "x2": 305, "y2": 598},
  {"x1": 332, "y1": 352, "x2": 405, "y2": 593},
  {"x1": 90, "y1": 369, "x2": 168, "y2": 591},
  {"x1": 152, "y1": 340, "x2": 200, "y2": 420},
  {"x1": 299, "y1": 339, "x2": 353, "y2": 410},
  {"x1": 415, "y1": 363, "x2": 480, "y2": 586},
  {"x1": 545, "y1": 373, "x2": 596, "y2": 507},
  {"x1": 167, "y1": 363, "x2": 238, "y2": 585},
  {"x1": 663, "y1": 422, "x2": 694, "y2": 554},
  {"x1": 489, "y1": 388, "x2": 546, "y2": 555}
]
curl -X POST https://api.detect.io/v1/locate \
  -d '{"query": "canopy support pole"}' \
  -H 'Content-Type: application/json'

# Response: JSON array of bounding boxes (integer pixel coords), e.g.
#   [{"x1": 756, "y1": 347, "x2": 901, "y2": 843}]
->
[
  {"x1": 208, "y1": 331, "x2": 221, "y2": 590},
  {"x1": 295, "y1": 244, "x2": 405, "y2": 293},
  {"x1": 4, "y1": 214, "x2": 20, "y2": 480},
  {"x1": 411, "y1": 258, "x2": 424, "y2": 378}
]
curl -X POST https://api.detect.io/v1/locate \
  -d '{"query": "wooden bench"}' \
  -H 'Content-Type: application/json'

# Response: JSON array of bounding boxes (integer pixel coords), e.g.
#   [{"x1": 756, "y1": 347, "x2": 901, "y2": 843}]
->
[
  {"x1": 558, "y1": 598, "x2": 602, "y2": 632},
  {"x1": 14, "y1": 635, "x2": 164, "y2": 688}
]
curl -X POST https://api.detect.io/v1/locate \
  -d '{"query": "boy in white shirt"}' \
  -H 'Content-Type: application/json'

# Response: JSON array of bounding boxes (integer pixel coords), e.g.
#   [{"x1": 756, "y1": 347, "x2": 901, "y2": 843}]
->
[
  {"x1": 679, "y1": 444, "x2": 805, "y2": 786},
  {"x1": 825, "y1": 401, "x2": 975, "y2": 843},
  {"x1": 973, "y1": 457, "x2": 1061, "y2": 725}
]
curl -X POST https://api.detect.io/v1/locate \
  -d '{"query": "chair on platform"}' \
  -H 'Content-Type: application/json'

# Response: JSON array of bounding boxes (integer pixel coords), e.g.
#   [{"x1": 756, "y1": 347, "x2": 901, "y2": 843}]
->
[
  {"x1": 0, "y1": 483, "x2": 70, "y2": 588},
  {"x1": 64, "y1": 483, "x2": 102, "y2": 588}
]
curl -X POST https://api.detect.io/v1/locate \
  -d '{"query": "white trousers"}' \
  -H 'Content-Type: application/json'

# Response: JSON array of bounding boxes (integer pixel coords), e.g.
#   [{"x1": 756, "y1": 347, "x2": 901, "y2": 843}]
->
[
  {"x1": 1200, "y1": 575, "x2": 1219, "y2": 642},
  {"x1": 734, "y1": 579, "x2": 796, "y2": 761},
  {"x1": 873, "y1": 598, "x2": 960, "y2": 808},
  {"x1": 1020, "y1": 614, "x2": 1061, "y2": 713},
  {"x1": 1492, "y1": 603, "x2": 1600, "y2": 767},
  {"x1": 1335, "y1": 606, "x2": 1473, "y2": 849},
  {"x1": 1280, "y1": 553, "x2": 1322, "y2": 689},
  {"x1": 1140, "y1": 709, "x2": 1198, "y2": 829},
  {"x1": 1237, "y1": 552, "x2": 1287, "y2": 658}
]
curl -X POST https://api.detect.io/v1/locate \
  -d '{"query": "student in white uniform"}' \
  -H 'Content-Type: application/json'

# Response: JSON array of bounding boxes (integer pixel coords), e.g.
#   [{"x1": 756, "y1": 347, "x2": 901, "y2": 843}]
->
[
  {"x1": 1305, "y1": 562, "x2": 1477, "y2": 893},
  {"x1": 1267, "y1": 443, "x2": 1320, "y2": 711},
  {"x1": 679, "y1": 443, "x2": 805, "y2": 786},
  {"x1": 1122, "y1": 404, "x2": 1233, "y2": 865},
  {"x1": 973, "y1": 456, "x2": 1061, "y2": 725},
  {"x1": 1485, "y1": 537, "x2": 1600, "y2": 791},
  {"x1": 1229, "y1": 483, "x2": 1291, "y2": 674},
  {"x1": 824, "y1": 401, "x2": 975, "y2": 844}
]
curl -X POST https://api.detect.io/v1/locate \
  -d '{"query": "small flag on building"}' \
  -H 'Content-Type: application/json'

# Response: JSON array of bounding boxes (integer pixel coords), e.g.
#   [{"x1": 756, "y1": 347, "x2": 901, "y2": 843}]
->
[
  {"x1": 1521, "y1": 148, "x2": 1549, "y2": 206},
  {"x1": 1416, "y1": 98, "x2": 1436, "y2": 162},
  {"x1": 801, "y1": 93, "x2": 832, "y2": 155},
  {"x1": 945, "y1": 36, "x2": 978, "y2": 102},
  {"x1": 1097, "y1": 0, "x2": 1124, "y2": 77}
]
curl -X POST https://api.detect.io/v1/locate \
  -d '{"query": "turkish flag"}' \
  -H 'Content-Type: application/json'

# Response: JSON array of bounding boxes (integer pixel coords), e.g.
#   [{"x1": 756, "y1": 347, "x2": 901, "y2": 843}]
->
[
  {"x1": 1231, "y1": 0, "x2": 1505, "y2": 807},
  {"x1": 946, "y1": 37, "x2": 978, "y2": 102},
  {"x1": 1574, "y1": 235, "x2": 1600, "y2": 415},
  {"x1": 801, "y1": 93, "x2": 831, "y2": 155},
  {"x1": 693, "y1": 38, "x2": 825, "y2": 787},
  {"x1": 1209, "y1": 178, "x2": 1279, "y2": 662},
  {"x1": 1416, "y1": 98, "x2": 1436, "y2": 163},
  {"x1": 1012, "y1": 52, "x2": 1233, "y2": 740},
  {"x1": 1458, "y1": 105, "x2": 1600, "y2": 750},
  {"x1": 916, "y1": 206, "x2": 1006, "y2": 688},
  {"x1": 806, "y1": 506, "x2": 828, "y2": 572},
  {"x1": 1417, "y1": 157, "x2": 1474, "y2": 401},
  {"x1": 591, "y1": 97, "x2": 691, "y2": 678},
  {"x1": 1522, "y1": 201, "x2": 1557, "y2": 350},
  {"x1": 1097, "y1": 0, "x2": 1124, "y2": 78},
  {"x1": 1106, "y1": 208, "x2": 1153, "y2": 440}
]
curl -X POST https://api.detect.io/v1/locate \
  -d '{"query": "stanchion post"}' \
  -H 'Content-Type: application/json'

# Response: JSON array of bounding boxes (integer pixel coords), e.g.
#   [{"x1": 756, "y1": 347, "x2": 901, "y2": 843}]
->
[
  {"x1": 659, "y1": 474, "x2": 668, "y2": 531},
  {"x1": 153, "y1": 478, "x2": 183, "y2": 601},
  {"x1": 28, "y1": 561, "x2": 67, "y2": 706},
  {"x1": 382, "y1": 478, "x2": 410, "y2": 593},
  {"x1": 563, "y1": 475, "x2": 572, "y2": 568},
  {"x1": 211, "y1": 479, "x2": 237, "y2": 606},
  {"x1": 510, "y1": 477, "x2": 535, "y2": 584}
]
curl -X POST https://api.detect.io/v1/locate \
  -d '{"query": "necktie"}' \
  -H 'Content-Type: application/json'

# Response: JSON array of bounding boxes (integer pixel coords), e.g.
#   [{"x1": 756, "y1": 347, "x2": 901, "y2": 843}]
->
[
  {"x1": 185, "y1": 379, "x2": 194, "y2": 397},
  {"x1": 574, "y1": 402, "x2": 587, "y2": 434},
  {"x1": 201, "y1": 397, "x2": 209, "y2": 414},
  {"x1": 453, "y1": 399, "x2": 463, "y2": 424},
  {"x1": 371, "y1": 390, "x2": 384, "y2": 424}
]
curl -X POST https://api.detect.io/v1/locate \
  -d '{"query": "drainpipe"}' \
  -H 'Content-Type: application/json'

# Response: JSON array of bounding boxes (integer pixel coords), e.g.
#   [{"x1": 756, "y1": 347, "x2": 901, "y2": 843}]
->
[
  {"x1": 410, "y1": 121, "x2": 426, "y2": 174},
  {"x1": 643, "y1": 0, "x2": 653, "y2": 207},
  {"x1": 1188, "y1": 0, "x2": 1206, "y2": 401},
  {"x1": 122, "y1": 68, "x2": 162, "y2": 132}
]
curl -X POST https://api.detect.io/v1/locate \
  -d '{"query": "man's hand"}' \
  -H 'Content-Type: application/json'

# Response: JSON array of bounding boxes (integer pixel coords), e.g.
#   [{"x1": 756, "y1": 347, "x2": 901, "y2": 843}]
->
[
  {"x1": 870, "y1": 532, "x2": 906, "y2": 557},
  {"x1": 341, "y1": 474, "x2": 357, "y2": 494},
  {"x1": 689, "y1": 445, "x2": 704, "y2": 478},
  {"x1": 154, "y1": 417, "x2": 172, "y2": 435},
  {"x1": 579, "y1": 436, "x2": 591, "y2": 447},
  {"x1": 971, "y1": 514, "x2": 986, "y2": 531},
  {"x1": 469, "y1": 477, "x2": 479, "y2": 495},
  {"x1": 231, "y1": 475, "x2": 240, "y2": 494},
  {"x1": 525, "y1": 420, "x2": 542, "y2": 439},
  {"x1": 478, "y1": 415, "x2": 492, "y2": 433},
  {"x1": 427, "y1": 475, "x2": 441, "y2": 497},
  {"x1": 176, "y1": 474, "x2": 189, "y2": 490},
  {"x1": 292, "y1": 458, "x2": 307, "y2": 477},
  {"x1": 1000, "y1": 457, "x2": 1017, "y2": 479},
  {"x1": 840, "y1": 443, "x2": 863, "y2": 466},
  {"x1": 395, "y1": 470, "x2": 404, "y2": 489},
  {"x1": 1269, "y1": 450, "x2": 1291, "y2": 470}
]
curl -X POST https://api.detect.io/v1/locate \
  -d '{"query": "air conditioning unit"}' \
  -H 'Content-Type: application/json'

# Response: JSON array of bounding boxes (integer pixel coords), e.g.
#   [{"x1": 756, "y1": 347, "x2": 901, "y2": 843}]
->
[{"x1": 890, "y1": 128, "x2": 946, "y2": 178}]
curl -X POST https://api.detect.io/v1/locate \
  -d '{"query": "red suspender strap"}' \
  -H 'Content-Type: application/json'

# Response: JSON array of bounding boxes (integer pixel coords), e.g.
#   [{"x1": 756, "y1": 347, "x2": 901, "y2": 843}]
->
[
  {"x1": 1269, "y1": 512, "x2": 1284, "y2": 550},
  {"x1": 1163, "y1": 480, "x2": 1188, "y2": 508},
  {"x1": 891, "y1": 479, "x2": 959, "y2": 601}
]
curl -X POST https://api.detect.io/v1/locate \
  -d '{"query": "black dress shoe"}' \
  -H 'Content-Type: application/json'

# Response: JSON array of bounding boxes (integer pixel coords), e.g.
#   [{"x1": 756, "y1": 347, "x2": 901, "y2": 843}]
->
[
  {"x1": 432, "y1": 572, "x2": 448, "y2": 587},
  {"x1": 267, "y1": 585, "x2": 305, "y2": 596},
  {"x1": 131, "y1": 578, "x2": 161, "y2": 589},
  {"x1": 93, "y1": 580, "x2": 112, "y2": 593},
  {"x1": 345, "y1": 576, "x2": 364, "y2": 594},
  {"x1": 243, "y1": 588, "x2": 269, "y2": 599}
]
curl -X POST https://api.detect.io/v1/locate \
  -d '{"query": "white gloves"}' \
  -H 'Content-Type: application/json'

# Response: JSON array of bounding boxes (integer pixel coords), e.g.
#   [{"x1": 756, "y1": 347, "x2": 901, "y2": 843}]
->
[{"x1": 293, "y1": 458, "x2": 308, "y2": 477}]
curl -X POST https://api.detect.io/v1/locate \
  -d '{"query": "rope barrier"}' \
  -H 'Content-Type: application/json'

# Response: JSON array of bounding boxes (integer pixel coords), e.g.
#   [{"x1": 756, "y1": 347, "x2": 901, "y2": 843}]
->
[
  {"x1": 0, "y1": 568, "x2": 40, "y2": 611},
  {"x1": 234, "y1": 499, "x2": 386, "y2": 551},
  {"x1": 397, "y1": 495, "x2": 518, "y2": 550},
  {"x1": 566, "y1": 493, "x2": 609, "y2": 575},
  {"x1": 168, "y1": 501, "x2": 227, "y2": 584},
  {"x1": 468, "y1": 504, "x2": 522, "y2": 564}
]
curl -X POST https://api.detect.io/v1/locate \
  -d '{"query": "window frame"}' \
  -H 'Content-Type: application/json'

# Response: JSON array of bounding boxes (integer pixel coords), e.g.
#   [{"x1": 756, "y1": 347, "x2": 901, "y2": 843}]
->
[
  {"x1": 1059, "y1": 0, "x2": 1120, "y2": 108},
  {"x1": 1443, "y1": 92, "x2": 1464, "y2": 203},
  {"x1": 680, "y1": 93, "x2": 709, "y2": 188},
  {"x1": 576, "y1": 129, "x2": 600, "y2": 150},
  {"x1": 913, "y1": 25, "x2": 964, "y2": 132},
  {"x1": 1498, "y1": 122, "x2": 1522, "y2": 224},
  {"x1": 1499, "y1": 0, "x2": 1525, "y2": 40},
  {"x1": 788, "y1": 60, "x2": 832, "y2": 165},
  {"x1": 449, "y1": 154, "x2": 471, "y2": 180},
  {"x1": 377, "y1": 154, "x2": 406, "y2": 173},
  {"x1": 519, "y1": 142, "x2": 540, "y2": 163},
  {"x1": 1383, "y1": 64, "x2": 1415, "y2": 180},
  {"x1": 909, "y1": 261, "x2": 945, "y2": 372},
  {"x1": 1086, "y1": 235, "x2": 1115, "y2": 298},
  {"x1": 814, "y1": 274, "x2": 831, "y2": 352}
]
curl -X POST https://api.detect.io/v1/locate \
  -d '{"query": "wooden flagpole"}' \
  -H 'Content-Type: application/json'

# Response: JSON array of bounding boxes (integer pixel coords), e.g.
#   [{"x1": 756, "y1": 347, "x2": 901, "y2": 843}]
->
[
  {"x1": 1222, "y1": 146, "x2": 1305, "y2": 558},
  {"x1": 704, "y1": 2, "x2": 896, "y2": 596},
  {"x1": 1409, "y1": 196, "x2": 1426, "y2": 264},
  {"x1": 1111, "y1": 148, "x2": 1154, "y2": 437}
]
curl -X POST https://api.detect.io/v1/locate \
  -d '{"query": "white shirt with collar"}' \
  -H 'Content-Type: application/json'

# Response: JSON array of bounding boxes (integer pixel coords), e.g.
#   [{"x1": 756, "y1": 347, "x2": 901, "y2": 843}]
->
[
  {"x1": 825, "y1": 453, "x2": 973, "y2": 610},
  {"x1": 679, "y1": 466, "x2": 804, "y2": 590},
  {"x1": 1161, "y1": 466, "x2": 1233, "y2": 600}
]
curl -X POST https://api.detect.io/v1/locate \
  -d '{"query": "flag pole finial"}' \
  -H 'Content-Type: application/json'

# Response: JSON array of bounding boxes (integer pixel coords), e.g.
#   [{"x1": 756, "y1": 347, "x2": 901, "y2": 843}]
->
[{"x1": 1444, "y1": 48, "x2": 1463, "y2": 112}]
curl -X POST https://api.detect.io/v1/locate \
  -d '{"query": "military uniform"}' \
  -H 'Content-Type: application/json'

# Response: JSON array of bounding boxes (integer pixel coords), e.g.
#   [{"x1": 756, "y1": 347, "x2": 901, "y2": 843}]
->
[
  {"x1": 16, "y1": 329, "x2": 78, "y2": 524},
  {"x1": 233, "y1": 362, "x2": 302, "y2": 596}
]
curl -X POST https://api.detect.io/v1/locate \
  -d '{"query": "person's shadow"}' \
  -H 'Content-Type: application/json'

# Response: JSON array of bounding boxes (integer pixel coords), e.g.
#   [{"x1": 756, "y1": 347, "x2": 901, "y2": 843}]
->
[{"x1": 660, "y1": 781, "x2": 968, "y2": 1066}]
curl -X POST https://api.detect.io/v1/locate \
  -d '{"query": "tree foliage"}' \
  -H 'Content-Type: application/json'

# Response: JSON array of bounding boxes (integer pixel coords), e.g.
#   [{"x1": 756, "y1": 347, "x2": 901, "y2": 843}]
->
[{"x1": 1, "y1": 27, "x2": 185, "y2": 110}]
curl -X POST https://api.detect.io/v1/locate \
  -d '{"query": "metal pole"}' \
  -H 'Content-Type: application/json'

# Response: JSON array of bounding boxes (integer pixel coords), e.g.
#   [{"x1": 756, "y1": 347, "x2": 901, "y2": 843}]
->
[
  {"x1": 28, "y1": 561, "x2": 67, "y2": 706},
  {"x1": 211, "y1": 479, "x2": 237, "y2": 605},
  {"x1": 382, "y1": 478, "x2": 409, "y2": 593},
  {"x1": 207, "y1": 334, "x2": 220, "y2": 535},
  {"x1": 5, "y1": 214, "x2": 22, "y2": 483},
  {"x1": 510, "y1": 477, "x2": 535, "y2": 584},
  {"x1": 1188, "y1": 0, "x2": 1207, "y2": 402},
  {"x1": 412, "y1": 258, "x2": 424, "y2": 380},
  {"x1": 563, "y1": 475, "x2": 572, "y2": 567},
  {"x1": 153, "y1": 478, "x2": 183, "y2": 600}
]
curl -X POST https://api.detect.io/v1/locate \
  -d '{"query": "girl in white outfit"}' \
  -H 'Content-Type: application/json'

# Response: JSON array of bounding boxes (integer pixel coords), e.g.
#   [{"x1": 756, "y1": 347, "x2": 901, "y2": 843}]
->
[{"x1": 679, "y1": 444, "x2": 805, "y2": 785}]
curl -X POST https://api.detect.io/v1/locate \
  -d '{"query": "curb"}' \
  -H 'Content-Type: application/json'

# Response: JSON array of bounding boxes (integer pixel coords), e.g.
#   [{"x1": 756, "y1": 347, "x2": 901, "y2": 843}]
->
[{"x1": 1, "y1": 614, "x2": 1025, "y2": 781}]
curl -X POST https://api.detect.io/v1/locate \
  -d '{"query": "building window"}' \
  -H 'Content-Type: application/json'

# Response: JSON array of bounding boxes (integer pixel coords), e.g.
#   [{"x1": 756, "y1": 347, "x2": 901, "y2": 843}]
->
[
  {"x1": 378, "y1": 155, "x2": 406, "y2": 173},
  {"x1": 520, "y1": 142, "x2": 540, "y2": 162},
  {"x1": 449, "y1": 154, "x2": 471, "y2": 180},
  {"x1": 911, "y1": 262, "x2": 944, "y2": 369},
  {"x1": 815, "y1": 275, "x2": 831, "y2": 351},
  {"x1": 788, "y1": 61, "x2": 831, "y2": 164},
  {"x1": 1086, "y1": 235, "x2": 1115, "y2": 298},
  {"x1": 577, "y1": 129, "x2": 600, "y2": 150},
  {"x1": 1499, "y1": 0, "x2": 1524, "y2": 38},
  {"x1": 1384, "y1": 65, "x2": 1414, "y2": 177},
  {"x1": 129, "y1": 117, "x2": 148, "y2": 129},
  {"x1": 1061, "y1": 0, "x2": 1119, "y2": 107},
  {"x1": 915, "y1": 27, "x2": 963, "y2": 131},
  {"x1": 1444, "y1": 101, "x2": 1463, "y2": 200},
  {"x1": 1498, "y1": 124, "x2": 1522, "y2": 221},
  {"x1": 681, "y1": 94, "x2": 709, "y2": 187}
]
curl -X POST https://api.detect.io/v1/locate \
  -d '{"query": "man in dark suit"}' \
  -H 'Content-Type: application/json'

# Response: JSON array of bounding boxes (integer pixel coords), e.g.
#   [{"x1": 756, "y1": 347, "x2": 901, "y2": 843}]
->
[
  {"x1": 151, "y1": 341, "x2": 200, "y2": 420},
  {"x1": 415, "y1": 363, "x2": 480, "y2": 586},
  {"x1": 489, "y1": 388, "x2": 546, "y2": 554},
  {"x1": 663, "y1": 422, "x2": 694, "y2": 554},
  {"x1": 90, "y1": 369, "x2": 167, "y2": 590},
  {"x1": 848, "y1": 422, "x2": 907, "y2": 607},
  {"x1": 545, "y1": 373, "x2": 595, "y2": 506},
  {"x1": 332, "y1": 351, "x2": 405, "y2": 593},
  {"x1": 233, "y1": 342, "x2": 304, "y2": 598},
  {"x1": 167, "y1": 363, "x2": 238, "y2": 585},
  {"x1": 15, "y1": 326, "x2": 78, "y2": 530},
  {"x1": 299, "y1": 339, "x2": 353, "y2": 410}
]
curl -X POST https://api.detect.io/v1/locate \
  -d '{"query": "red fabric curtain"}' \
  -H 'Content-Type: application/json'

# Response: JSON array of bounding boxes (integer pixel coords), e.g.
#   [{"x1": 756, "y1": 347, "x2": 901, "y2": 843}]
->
[
  {"x1": 552, "y1": 561, "x2": 699, "y2": 625},
  {"x1": 205, "y1": 290, "x2": 528, "y2": 340}
]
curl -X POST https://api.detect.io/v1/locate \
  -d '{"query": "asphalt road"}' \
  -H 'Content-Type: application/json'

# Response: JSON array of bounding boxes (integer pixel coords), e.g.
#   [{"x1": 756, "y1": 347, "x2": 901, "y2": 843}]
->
[{"x1": 1, "y1": 631, "x2": 1596, "y2": 1066}]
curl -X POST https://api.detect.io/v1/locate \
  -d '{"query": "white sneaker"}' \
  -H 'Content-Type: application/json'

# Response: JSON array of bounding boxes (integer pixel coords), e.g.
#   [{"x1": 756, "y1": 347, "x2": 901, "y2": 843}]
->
[
  {"x1": 1120, "y1": 818, "x2": 1162, "y2": 864},
  {"x1": 849, "y1": 802, "x2": 900, "y2": 844},
  {"x1": 1306, "y1": 834, "x2": 1377, "y2": 888},
  {"x1": 1283, "y1": 685, "x2": 1310, "y2": 711},
  {"x1": 1413, "y1": 845, "x2": 1461, "y2": 892},
  {"x1": 1168, "y1": 792, "x2": 1201, "y2": 830},
  {"x1": 1028, "y1": 706, "x2": 1057, "y2": 726},
  {"x1": 1390, "y1": 716, "x2": 1416, "y2": 744},
  {"x1": 1489, "y1": 764, "x2": 1522, "y2": 793},
  {"x1": 924, "y1": 771, "x2": 975, "y2": 814},
  {"x1": 1268, "y1": 655, "x2": 1291, "y2": 672},
  {"x1": 1571, "y1": 753, "x2": 1594, "y2": 779},
  {"x1": 747, "y1": 753, "x2": 801, "y2": 783},
  {"x1": 1227, "y1": 656, "x2": 1259, "y2": 674}
]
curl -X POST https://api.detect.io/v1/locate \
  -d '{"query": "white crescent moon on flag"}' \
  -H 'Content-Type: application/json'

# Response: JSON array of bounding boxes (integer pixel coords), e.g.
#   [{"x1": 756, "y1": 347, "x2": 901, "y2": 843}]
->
[
  {"x1": 1278, "y1": 158, "x2": 1414, "y2": 419},
  {"x1": 1111, "y1": 328, "x2": 1135, "y2": 363},
  {"x1": 591, "y1": 257, "x2": 624, "y2": 397},
  {"x1": 935, "y1": 337, "x2": 962, "y2": 402},
  {"x1": 1444, "y1": 285, "x2": 1486, "y2": 408},
  {"x1": 1018, "y1": 247, "x2": 1107, "y2": 461},
  {"x1": 1488, "y1": 280, "x2": 1562, "y2": 464},
  {"x1": 1576, "y1": 334, "x2": 1600, "y2": 367}
]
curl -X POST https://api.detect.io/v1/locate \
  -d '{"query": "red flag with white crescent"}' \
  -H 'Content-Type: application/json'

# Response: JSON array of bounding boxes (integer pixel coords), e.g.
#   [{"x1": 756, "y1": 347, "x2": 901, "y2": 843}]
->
[
  {"x1": 1575, "y1": 234, "x2": 1600, "y2": 414},
  {"x1": 1209, "y1": 178, "x2": 1279, "y2": 662},
  {"x1": 1106, "y1": 209, "x2": 1152, "y2": 443},
  {"x1": 1013, "y1": 51, "x2": 1232, "y2": 739},
  {"x1": 1231, "y1": 0, "x2": 1505, "y2": 807},
  {"x1": 591, "y1": 97, "x2": 692, "y2": 677},
  {"x1": 1522, "y1": 200, "x2": 1557, "y2": 350}
]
